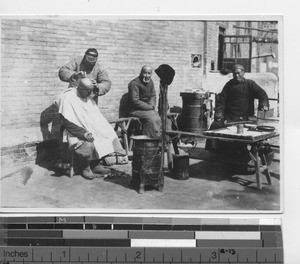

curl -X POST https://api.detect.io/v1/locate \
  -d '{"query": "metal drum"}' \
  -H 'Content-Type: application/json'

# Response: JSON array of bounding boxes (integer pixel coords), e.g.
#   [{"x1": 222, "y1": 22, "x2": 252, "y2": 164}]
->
[
  {"x1": 180, "y1": 92, "x2": 208, "y2": 133},
  {"x1": 131, "y1": 135, "x2": 162, "y2": 193}
]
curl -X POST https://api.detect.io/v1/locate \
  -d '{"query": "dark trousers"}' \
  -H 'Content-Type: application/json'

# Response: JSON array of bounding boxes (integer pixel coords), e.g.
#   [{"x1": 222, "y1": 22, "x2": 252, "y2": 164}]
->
[
  {"x1": 130, "y1": 110, "x2": 162, "y2": 138},
  {"x1": 74, "y1": 141, "x2": 95, "y2": 169}
]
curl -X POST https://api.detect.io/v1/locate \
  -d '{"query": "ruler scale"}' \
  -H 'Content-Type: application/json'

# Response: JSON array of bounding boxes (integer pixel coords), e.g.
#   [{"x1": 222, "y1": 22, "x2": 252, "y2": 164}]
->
[{"x1": 0, "y1": 217, "x2": 283, "y2": 263}]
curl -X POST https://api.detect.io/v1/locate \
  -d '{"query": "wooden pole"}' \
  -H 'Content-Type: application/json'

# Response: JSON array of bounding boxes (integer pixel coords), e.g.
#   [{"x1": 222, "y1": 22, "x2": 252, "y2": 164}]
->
[{"x1": 158, "y1": 81, "x2": 168, "y2": 191}]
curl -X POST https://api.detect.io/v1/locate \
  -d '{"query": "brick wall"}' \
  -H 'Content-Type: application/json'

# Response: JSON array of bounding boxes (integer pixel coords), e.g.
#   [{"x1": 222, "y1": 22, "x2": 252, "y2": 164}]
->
[{"x1": 2, "y1": 19, "x2": 219, "y2": 163}]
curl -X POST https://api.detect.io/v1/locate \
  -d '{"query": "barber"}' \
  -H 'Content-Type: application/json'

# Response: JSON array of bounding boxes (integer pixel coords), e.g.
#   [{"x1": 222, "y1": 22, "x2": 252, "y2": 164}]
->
[{"x1": 59, "y1": 48, "x2": 111, "y2": 103}]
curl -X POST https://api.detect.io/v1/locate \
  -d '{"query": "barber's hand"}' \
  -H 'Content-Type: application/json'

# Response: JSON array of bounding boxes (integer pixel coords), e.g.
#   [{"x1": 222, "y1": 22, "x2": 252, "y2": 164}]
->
[
  {"x1": 71, "y1": 71, "x2": 86, "y2": 81},
  {"x1": 91, "y1": 79, "x2": 97, "y2": 87},
  {"x1": 90, "y1": 79, "x2": 99, "y2": 95},
  {"x1": 84, "y1": 132, "x2": 94, "y2": 143}
]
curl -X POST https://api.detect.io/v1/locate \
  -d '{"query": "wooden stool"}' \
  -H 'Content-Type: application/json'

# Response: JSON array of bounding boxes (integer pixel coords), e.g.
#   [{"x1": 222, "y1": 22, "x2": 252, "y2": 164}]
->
[
  {"x1": 110, "y1": 117, "x2": 141, "y2": 158},
  {"x1": 69, "y1": 150, "x2": 75, "y2": 178}
]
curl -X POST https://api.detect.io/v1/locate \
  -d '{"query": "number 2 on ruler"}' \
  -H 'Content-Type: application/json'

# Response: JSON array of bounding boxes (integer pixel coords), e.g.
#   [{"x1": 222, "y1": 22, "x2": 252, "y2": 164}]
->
[{"x1": 135, "y1": 250, "x2": 141, "y2": 260}]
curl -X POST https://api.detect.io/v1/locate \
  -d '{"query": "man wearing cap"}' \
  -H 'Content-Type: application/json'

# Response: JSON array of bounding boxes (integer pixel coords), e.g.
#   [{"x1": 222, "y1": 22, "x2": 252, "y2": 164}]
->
[
  {"x1": 59, "y1": 48, "x2": 111, "y2": 101},
  {"x1": 206, "y1": 64, "x2": 269, "y2": 171},
  {"x1": 58, "y1": 78, "x2": 124, "y2": 180},
  {"x1": 56, "y1": 48, "x2": 113, "y2": 173},
  {"x1": 213, "y1": 64, "x2": 269, "y2": 124},
  {"x1": 128, "y1": 65, "x2": 162, "y2": 138}
]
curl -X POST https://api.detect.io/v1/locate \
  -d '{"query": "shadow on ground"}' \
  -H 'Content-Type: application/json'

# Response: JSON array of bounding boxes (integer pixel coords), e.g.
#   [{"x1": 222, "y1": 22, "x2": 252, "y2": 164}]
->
[{"x1": 1, "y1": 143, "x2": 280, "y2": 211}]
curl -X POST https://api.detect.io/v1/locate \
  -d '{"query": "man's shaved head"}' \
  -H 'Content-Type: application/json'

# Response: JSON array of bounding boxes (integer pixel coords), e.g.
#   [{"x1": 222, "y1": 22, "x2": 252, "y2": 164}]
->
[
  {"x1": 140, "y1": 65, "x2": 153, "y2": 84},
  {"x1": 79, "y1": 78, "x2": 94, "y2": 89},
  {"x1": 141, "y1": 65, "x2": 152, "y2": 74},
  {"x1": 77, "y1": 78, "x2": 94, "y2": 98}
]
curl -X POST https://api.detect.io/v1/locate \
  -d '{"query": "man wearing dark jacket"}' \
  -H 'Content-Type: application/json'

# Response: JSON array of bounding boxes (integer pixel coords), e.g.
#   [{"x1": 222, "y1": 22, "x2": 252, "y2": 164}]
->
[
  {"x1": 206, "y1": 64, "x2": 269, "y2": 160},
  {"x1": 128, "y1": 65, "x2": 161, "y2": 138},
  {"x1": 213, "y1": 64, "x2": 269, "y2": 125}
]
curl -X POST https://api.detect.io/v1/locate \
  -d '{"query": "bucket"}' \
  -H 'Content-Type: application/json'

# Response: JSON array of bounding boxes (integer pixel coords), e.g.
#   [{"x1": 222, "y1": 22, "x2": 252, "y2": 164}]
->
[
  {"x1": 172, "y1": 154, "x2": 189, "y2": 180},
  {"x1": 131, "y1": 136, "x2": 162, "y2": 190},
  {"x1": 180, "y1": 92, "x2": 208, "y2": 133}
]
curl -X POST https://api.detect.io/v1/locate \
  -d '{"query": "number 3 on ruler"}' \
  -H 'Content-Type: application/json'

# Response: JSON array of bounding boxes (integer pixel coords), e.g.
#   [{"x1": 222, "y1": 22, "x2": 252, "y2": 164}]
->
[{"x1": 211, "y1": 251, "x2": 217, "y2": 259}]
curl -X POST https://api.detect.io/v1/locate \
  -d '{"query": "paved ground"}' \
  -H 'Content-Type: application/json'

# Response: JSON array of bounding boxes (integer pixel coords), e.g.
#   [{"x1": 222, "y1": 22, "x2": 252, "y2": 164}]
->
[{"x1": 0, "y1": 141, "x2": 280, "y2": 212}]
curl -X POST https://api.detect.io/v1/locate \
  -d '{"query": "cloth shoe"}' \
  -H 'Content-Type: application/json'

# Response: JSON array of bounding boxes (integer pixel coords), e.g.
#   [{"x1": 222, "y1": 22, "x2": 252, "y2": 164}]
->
[
  {"x1": 103, "y1": 154, "x2": 128, "y2": 165},
  {"x1": 92, "y1": 164, "x2": 111, "y2": 175},
  {"x1": 82, "y1": 166, "x2": 95, "y2": 180}
]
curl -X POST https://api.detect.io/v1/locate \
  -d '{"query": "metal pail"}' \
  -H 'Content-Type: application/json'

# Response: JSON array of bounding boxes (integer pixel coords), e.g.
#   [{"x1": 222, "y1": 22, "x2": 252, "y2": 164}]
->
[{"x1": 172, "y1": 154, "x2": 189, "y2": 180}]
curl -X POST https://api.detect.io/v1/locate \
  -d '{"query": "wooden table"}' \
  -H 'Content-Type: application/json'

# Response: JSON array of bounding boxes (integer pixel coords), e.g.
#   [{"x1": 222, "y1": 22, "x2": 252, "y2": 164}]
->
[{"x1": 167, "y1": 126, "x2": 279, "y2": 189}]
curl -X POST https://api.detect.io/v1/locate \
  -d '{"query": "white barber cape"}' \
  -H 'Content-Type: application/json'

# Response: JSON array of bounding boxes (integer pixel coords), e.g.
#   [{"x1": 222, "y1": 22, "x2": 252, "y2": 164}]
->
[{"x1": 58, "y1": 88, "x2": 122, "y2": 159}]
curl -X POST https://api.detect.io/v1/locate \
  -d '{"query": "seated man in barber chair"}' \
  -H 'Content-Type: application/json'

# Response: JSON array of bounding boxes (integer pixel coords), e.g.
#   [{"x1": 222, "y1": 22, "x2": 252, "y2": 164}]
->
[
  {"x1": 58, "y1": 78, "x2": 125, "y2": 180},
  {"x1": 205, "y1": 64, "x2": 270, "y2": 173}
]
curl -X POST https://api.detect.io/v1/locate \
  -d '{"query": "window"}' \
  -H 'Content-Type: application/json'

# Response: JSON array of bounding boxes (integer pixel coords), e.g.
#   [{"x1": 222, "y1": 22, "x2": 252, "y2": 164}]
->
[{"x1": 220, "y1": 35, "x2": 252, "y2": 72}]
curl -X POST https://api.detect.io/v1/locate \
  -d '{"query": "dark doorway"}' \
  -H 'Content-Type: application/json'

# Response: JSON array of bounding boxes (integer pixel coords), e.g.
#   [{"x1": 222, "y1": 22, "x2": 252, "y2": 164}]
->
[{"x1": 218, "y1": 27, "x2": 226, "y2": 70}]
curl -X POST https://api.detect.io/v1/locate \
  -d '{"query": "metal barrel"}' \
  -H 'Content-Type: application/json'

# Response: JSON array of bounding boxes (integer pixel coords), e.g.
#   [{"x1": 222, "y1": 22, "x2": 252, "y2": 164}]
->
[
  {"x1": 172, "y1": 154, "x2": 189, "y2": 180},
  {"x1": 131, "y1": 136, "x2": 162, "y2": 187},
  {"x1": 180, "y1": 92, "x2": 208, "y2": 133}
]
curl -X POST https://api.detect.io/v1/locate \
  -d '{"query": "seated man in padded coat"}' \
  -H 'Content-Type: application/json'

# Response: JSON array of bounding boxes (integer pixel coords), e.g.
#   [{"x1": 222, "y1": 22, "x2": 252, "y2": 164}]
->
[
  {"x1": 205, "y1": 64, "x2": 270, "y2": 172},
  {"x1": 128, "y1": 65, "x2": 162, "y2": 138}
]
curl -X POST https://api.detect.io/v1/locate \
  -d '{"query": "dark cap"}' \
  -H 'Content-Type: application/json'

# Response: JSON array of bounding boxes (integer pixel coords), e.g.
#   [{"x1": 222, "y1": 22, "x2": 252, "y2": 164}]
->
[
  {"x1": 85, "y1": 48, "x2": 98, "y2": 63},
  {"x1": 155, "y1": 64, "x2": 175, "y2": 85},
  {"x1": 232, "y1": 64, "x2": 245, "y2": 72}
]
